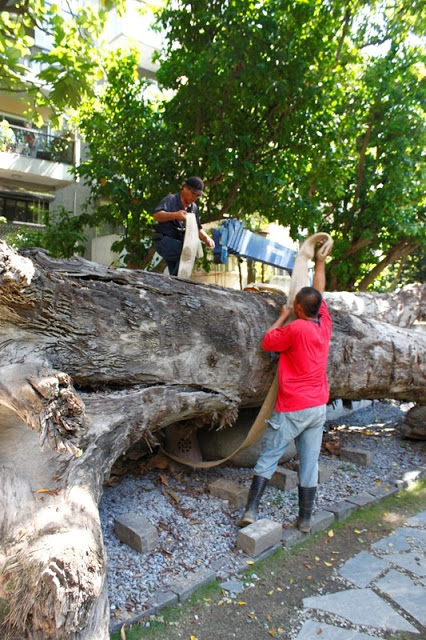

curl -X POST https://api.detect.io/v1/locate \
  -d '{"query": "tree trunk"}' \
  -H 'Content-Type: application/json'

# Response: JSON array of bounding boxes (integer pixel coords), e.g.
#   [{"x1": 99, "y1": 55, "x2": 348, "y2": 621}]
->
[{"x1": 0, "y1": 240, "x2": 425, "y2": 639}]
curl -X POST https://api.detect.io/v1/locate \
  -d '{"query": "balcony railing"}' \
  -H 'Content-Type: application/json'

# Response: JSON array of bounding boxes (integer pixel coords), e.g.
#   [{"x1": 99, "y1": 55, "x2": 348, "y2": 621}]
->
[{"x1": 4, "y1": 124, "x2": 75, "y2": 165}]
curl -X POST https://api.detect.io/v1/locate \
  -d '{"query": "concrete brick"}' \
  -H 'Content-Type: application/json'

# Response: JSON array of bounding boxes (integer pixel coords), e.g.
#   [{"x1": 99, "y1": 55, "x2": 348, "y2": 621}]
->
[
  {"x1": 234, "y1": 556, "x2": 252, "y2": 573},
  {"x1": 364, "y1": 492, "x2": 380, "y2": 505},
  {"x1": 270, "y1": 466, "x2": 298, "y2": 491},
  {"x1": 368, "y1": 483, "x2": 399, "y2": 499},
  {"x1": 340, "y1": 447, "x2": 373, "y2": 467},
  {"x1": 114, "y1": 512, "x2": 158, "y2": 554},
  {"x1": 109, "y1": 603, "x2": 158, "y2": 634},
  {"x1": 293, "y1": 462, "x2": 333, "y2": 485},
  {"x1": 155, "y1": 590, "x2": 179, "y2": 610},
  {"x1": 309, "y1": 510, "x2": 335, "y2": 534},
  {"x1": 237, "y1": 518, "x2": 282, "y2": 557},
  {"x1": 169, "y1": 567, "x2": 216, "y2": 602},
  {"x1": 282, "y1": 526, "x2": 304, "y2": 547},
  {"x1": 208, "y1": 479, "x2": 249, "y2": 509},
  {"x1": 253, "y1": 542, "x2": 282, "y2": 562},
  {"x1": 326, "y1": 500, "x2": 357, "y2": 521},
  {"x1": 210, "y1": 555, "x2": 232, "y2": 576},
  {"x1": 344, "y1": 492, "x2": 377, "y2": 507}
]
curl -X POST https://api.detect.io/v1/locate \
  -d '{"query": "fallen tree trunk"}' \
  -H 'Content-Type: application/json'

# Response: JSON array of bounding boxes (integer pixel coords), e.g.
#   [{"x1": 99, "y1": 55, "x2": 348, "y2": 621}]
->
[
  {"x1": 0, "y1": 240, "x2": 425, "y2": 640},
  {"x1": 325, "y1": 283, "x2": 425, "y2": 328}
]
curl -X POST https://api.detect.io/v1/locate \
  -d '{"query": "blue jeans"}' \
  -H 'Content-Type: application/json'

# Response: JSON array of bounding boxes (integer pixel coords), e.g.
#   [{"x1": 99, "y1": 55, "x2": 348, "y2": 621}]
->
[
  {"x1": 254, "y1": 405, "x2": 326, "y2": 487},
  {"x1": 154, "y1": 236, "x2": 183, "y2": 276}
]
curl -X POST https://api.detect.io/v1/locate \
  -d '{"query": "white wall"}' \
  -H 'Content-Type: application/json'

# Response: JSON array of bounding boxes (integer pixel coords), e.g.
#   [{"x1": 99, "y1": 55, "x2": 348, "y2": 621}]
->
[{"x1": 91, "y1": 234, "x2": 122, "y2": 266}]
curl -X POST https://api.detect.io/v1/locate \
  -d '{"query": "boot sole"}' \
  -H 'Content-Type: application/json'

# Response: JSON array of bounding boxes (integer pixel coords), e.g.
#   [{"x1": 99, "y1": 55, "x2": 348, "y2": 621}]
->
[
  {"x1": 297, "y1": 519, "x2": 312, "y2": 533},
  {"x1": 238, "y1": 517, "x2": 255, "y2": 528}
]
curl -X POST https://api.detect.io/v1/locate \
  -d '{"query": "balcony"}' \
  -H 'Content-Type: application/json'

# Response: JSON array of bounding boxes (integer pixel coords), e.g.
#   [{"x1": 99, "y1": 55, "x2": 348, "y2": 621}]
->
[{"x1": 0, "y1": 124, "x2": 77, "y2": 190}]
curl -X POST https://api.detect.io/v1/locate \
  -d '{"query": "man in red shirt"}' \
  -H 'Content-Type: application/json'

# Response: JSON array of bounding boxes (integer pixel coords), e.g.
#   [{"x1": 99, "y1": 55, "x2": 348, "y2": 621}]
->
[{"x1": 239, "y1": 244, "x2": 332, "y2": 533}]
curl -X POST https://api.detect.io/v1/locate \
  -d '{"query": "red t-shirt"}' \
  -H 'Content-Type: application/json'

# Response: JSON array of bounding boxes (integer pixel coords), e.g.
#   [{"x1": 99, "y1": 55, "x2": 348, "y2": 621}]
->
[{"x1": 261, "y1": 300, "x2": 332, "y2": 412}]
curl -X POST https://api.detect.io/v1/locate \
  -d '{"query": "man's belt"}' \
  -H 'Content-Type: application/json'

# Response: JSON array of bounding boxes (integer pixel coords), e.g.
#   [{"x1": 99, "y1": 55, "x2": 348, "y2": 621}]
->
[{"x1": 152, "y1": 230, "x2": 184, "y2": 242}]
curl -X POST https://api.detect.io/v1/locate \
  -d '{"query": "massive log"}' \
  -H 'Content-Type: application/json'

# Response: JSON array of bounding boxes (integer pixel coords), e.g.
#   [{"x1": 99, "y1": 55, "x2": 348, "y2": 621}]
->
[{"x1": 0, "y1": 240, "x2": 425, "y2": 640}]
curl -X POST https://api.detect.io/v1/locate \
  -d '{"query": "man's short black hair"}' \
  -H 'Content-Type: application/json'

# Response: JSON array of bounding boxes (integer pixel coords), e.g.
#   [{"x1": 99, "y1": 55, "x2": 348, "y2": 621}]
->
[{"x1": 295, "y1": 286, "x2": 322, "y2": 318}]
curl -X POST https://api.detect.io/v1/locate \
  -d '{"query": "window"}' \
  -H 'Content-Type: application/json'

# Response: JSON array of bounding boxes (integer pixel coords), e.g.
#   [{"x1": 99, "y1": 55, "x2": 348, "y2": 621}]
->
[{"x1": 0, "y1": 194, "x2": 49, "y2": 224}]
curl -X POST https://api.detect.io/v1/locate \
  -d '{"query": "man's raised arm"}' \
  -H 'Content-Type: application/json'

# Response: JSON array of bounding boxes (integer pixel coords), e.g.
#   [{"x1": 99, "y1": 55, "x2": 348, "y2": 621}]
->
[{"x1": 312, "y1": 241, "x2": 332, "y2": 293}]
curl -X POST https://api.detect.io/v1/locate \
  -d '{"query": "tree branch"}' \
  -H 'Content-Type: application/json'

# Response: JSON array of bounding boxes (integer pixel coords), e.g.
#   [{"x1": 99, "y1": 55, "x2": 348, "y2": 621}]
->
[
  {"x1": 358, "y1": 241, "x2": 420, "y2": 291},
  {"x1": 336, "y1": 6, "x2": 352, "y2": 61}
]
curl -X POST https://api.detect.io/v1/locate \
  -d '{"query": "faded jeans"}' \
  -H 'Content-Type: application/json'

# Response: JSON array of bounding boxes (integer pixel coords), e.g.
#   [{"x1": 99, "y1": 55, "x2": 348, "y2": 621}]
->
[{"x1": 254, "y1": 405, "x2": 326, "y2": 487}]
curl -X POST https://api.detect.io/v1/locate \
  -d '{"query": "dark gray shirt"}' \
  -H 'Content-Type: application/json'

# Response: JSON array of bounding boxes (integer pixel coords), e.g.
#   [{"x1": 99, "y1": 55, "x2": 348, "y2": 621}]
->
[{"x1": 154, "y1": 193, "x2": 202, "y2": 240}]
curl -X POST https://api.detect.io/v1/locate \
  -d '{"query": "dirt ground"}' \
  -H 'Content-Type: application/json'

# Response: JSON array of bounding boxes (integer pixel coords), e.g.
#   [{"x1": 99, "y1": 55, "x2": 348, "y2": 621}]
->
[{"x1": 112, "y1": 476, "x2": 426, "y2": 640}]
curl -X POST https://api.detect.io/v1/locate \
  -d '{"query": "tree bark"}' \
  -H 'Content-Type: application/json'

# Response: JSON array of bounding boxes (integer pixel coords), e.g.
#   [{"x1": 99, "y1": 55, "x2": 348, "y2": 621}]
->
[
  {"x1": 324, "y1": 283, "x2": 425, "y2": 328},
  {"x1": 0, "y1": 240, "x2": 425, "y2": 639}
]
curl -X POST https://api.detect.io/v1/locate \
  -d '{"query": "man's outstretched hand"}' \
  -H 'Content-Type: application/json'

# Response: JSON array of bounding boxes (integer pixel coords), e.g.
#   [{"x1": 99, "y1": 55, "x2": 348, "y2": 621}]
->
[{"x1": 315, "y1": 237, "x2": 333, "y2": 261}]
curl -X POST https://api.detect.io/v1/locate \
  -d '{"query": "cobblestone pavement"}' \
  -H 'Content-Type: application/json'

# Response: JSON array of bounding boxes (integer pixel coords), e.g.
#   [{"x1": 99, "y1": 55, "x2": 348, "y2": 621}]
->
[{"x1": 295, "y1": 508, "x2": 426, "y2": 639}]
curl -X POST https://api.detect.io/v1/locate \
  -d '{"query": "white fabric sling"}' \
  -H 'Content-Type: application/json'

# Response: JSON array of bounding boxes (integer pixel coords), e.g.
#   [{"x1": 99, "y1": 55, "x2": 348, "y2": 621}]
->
[{"x1": 177, "y1": 212, "x2": 203, "y2": 279}]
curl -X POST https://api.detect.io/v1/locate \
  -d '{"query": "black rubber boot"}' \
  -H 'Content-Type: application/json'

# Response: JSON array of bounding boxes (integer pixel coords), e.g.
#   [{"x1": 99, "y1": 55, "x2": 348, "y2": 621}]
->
[
  {"x1": 238, "y1": 475, "x2": 269, "y2": 528},
  {"x1": 297, "y1": 486, "x2": 317, "y2": 533}
]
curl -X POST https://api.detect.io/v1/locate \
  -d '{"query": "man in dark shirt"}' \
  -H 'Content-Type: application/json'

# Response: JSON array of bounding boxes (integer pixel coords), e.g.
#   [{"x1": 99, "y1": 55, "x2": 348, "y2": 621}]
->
[{"x1": 153, "y1": 176, "x2": 215, "y2": 276}]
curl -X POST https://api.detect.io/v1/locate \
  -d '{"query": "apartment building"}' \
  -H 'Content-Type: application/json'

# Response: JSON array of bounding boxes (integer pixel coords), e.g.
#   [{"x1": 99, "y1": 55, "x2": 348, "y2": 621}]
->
[{"x1": 0, "y1": 0, "x2": 161, "y2": 262}]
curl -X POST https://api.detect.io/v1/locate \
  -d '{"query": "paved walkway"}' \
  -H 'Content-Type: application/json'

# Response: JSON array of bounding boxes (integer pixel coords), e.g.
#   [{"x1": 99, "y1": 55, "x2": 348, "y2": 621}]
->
[{"x1": 295, "y1": 509, "x2": 426, "y2": 639}]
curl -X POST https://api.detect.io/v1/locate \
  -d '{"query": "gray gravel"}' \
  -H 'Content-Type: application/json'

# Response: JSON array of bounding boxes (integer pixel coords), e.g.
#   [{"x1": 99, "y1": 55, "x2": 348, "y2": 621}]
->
[{"x1": 99, "y1": 400, "x2": 424, "y2": 623}]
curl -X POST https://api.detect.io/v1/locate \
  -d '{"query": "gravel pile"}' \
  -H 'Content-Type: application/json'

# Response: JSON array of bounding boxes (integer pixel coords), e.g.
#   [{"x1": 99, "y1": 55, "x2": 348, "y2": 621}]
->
[{"x1": 99, "y1": 400, "x2": 425, "y2": 624}]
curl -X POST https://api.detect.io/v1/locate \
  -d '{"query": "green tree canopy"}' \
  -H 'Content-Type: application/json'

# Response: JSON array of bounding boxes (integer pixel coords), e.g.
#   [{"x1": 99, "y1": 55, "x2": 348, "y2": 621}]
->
[
  {"x1": 156, "y1": 0, "x2": 350, "y2": 222},
  {"x1": 320, "y1": 46, "x2": 425, "y2": 290}
]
